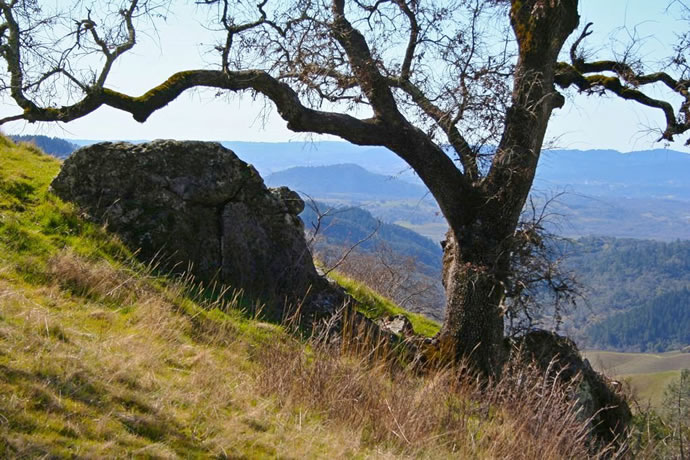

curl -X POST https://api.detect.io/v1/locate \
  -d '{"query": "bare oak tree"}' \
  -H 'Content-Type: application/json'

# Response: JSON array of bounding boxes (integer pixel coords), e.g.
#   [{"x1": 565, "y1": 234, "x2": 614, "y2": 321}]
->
[{"x1": 1, "y1": 0, "x2": 688, "y2": 375}]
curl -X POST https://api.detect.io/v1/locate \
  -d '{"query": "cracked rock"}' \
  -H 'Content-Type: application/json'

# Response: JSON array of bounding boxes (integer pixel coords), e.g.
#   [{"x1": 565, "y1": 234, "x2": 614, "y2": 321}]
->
[{"x1": 51, "y1": 140, "x2": 333, "y2": 316}]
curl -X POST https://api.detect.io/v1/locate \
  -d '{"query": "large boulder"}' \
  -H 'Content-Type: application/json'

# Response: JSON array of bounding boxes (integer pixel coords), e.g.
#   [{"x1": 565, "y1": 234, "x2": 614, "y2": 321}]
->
[{"x1": 51, "y1": 140, "x2": 337, "y2": 316}]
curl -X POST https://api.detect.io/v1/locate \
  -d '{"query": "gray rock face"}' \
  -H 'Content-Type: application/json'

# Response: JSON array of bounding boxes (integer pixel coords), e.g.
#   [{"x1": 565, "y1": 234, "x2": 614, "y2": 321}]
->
[{"x1": 51, "y1": 140, "x2": 327, "y2": 313}]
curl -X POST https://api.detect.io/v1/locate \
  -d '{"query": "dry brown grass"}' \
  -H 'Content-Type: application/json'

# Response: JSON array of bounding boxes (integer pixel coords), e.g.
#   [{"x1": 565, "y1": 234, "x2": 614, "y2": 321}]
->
[
  {"x1": 47, "y1": 249, "x2": 145, "y2": 305},
  {"x1": 255, "y1": 310, "x2": 625, "y2": 459},
  {"x1": 2, "y1": 248, "x2": 632, "y2": 458},
  {"x1": 2, "y1": 250, "x2": 369, "y2": 457}
]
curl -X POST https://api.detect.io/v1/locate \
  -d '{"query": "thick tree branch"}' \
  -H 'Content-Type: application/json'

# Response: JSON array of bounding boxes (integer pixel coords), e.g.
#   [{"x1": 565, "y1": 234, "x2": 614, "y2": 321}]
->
[
  {"x1": 329, "y1": 0, "x2": 401, "y2": 119},
  {"x1": 555, "y1": 62, "x2": 690, "y2": 142},
  {"x1": 0, "y1": 1, "x2": 34, "y2": 112},
  {"x1": 12, "y1": 68, "x2": 392, "y2": 146},
  {"x1": 387, "y1": 76, "x2": 479, "y2": 180}
]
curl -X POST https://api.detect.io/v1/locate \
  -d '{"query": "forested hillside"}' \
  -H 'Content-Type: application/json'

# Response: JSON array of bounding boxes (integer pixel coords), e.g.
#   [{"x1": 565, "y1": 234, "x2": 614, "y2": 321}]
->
[
  {"x1": 586, "y1": 289, "x2": 690, "y2": 352},
  {"x1": 300, "y1": 202, "x2": 442, "y2": 274},
  {"x1": 561, "y1": 237, "x2": 690, "y2": 351}
]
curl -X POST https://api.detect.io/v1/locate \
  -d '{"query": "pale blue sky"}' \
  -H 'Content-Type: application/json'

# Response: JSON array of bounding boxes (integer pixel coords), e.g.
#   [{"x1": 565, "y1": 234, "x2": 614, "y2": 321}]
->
[{"x1": 2, "y1": 0, "x2": 688, "y2": 152}]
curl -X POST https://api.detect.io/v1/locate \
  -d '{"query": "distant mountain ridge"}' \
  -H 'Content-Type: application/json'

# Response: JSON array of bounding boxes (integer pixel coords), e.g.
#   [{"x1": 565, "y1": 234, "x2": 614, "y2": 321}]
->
[
  {"x1": 262, "y1": 155, "x2": 690, "y2": 241},
  {"x1": 266, "y1": 164, "x2": 427, "y2": 200},
  {"x1": 34, "y1": 138, "x2": 690, "y2": 239},
  {"x1": 536, "y1": 149, "x2": 690, "y2": 201},
  {"x1": 58, "y1": 139, "x2": 690, "y2": 199}
]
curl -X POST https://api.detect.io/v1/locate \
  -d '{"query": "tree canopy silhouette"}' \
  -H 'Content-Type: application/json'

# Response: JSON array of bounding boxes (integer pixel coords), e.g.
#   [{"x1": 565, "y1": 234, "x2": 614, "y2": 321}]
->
[{"x1": 1, "y1": 0, "x2": 688, "y2": 374}]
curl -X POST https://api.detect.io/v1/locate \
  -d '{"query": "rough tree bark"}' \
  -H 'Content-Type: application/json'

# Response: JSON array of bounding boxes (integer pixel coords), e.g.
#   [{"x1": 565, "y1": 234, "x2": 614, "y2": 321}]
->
[
  {"x1": 1, "y1": 0, "x2": 688, "y2": 375},
  {"x1": 435, "y1": 0, "x2": 580, "y2": 374}
]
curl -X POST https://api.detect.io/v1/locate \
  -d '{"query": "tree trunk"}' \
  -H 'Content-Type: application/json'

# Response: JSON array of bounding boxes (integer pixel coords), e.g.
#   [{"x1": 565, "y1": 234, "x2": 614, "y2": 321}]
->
[
  {"x1": 439, "y1": 228, "x2": 508, "y2": 376},
  {"x1": 434, "y1": 0, "x2": 581, "y2": 376}
]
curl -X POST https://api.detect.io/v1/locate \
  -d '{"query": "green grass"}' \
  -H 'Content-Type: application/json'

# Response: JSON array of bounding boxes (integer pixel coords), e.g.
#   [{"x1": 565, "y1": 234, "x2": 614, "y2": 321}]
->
[
  {"x1": 328, "y1": 271, "x2": 441, "y2": 337},
  {"x1": 620, "y1": 371, "x2": 682, "y2": 408}
]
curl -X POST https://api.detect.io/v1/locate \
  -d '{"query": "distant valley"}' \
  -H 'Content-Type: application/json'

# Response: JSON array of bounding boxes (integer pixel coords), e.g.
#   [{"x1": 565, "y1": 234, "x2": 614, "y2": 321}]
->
[
  {"x1": 583, "y1": 350, "x2": 690, "y2": 407},
  {"x1": 261, "y1": 148, "x2": 690, "y2": 242}
]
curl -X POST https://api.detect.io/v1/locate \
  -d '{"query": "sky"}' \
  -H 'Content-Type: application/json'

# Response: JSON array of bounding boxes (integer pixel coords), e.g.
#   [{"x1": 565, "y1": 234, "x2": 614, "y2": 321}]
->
[{"x1": 2, "y1": 0, "x2": 688, "y2": 152}]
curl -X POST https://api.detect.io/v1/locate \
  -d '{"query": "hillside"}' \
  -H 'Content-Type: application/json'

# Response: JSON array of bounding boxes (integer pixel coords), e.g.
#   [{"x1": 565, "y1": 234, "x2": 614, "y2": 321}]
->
[
  {"x1": 586, "y1": 289, "x2": 690, "y2": 352},
  {"x1": 560, "y1": 237, "x2": 690, "y2": 351},
  {"x1": 0, "y1": 138, "x2": 606, "y2": 458},
  {"x1": 300, "y1": 202, "x2": 443, "y2": 273}
]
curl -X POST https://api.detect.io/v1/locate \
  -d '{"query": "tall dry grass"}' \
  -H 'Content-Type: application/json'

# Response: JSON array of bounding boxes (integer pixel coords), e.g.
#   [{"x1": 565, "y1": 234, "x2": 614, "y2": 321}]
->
[
  {"x1": 39, "y1": 249, "x2": 630, "y2": 458},
  {"x1": 255, "y1": 308, "x2": 626, "y2": 459}
]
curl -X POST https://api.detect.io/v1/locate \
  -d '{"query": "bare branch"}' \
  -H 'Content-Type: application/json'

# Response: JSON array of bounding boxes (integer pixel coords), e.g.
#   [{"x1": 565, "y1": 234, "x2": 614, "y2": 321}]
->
[
  {"x1": 392, "y1": 0, "x2": 418, "y2": 80},
  {"x1": 555, "y1": 62, "x2": 690, "y2": 143},
  {"x1": 330, "y1": 0, "x2": 401, "y2": 119}
]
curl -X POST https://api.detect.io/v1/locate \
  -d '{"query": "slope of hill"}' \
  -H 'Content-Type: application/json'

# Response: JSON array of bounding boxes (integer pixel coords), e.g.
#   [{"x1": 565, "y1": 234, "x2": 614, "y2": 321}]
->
[{"x1": 0, "y1": 137, "x2": 606, "y2": 458}]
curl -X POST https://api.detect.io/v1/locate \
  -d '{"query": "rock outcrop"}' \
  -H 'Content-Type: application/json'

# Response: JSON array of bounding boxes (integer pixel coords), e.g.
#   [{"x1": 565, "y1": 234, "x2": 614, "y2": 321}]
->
[
  {"x1": 512, "y1": 330, "x2": 632, "y2": 446},
  {"x1": 51, "y1": 140, "x2": 340, "y2": 317}
]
